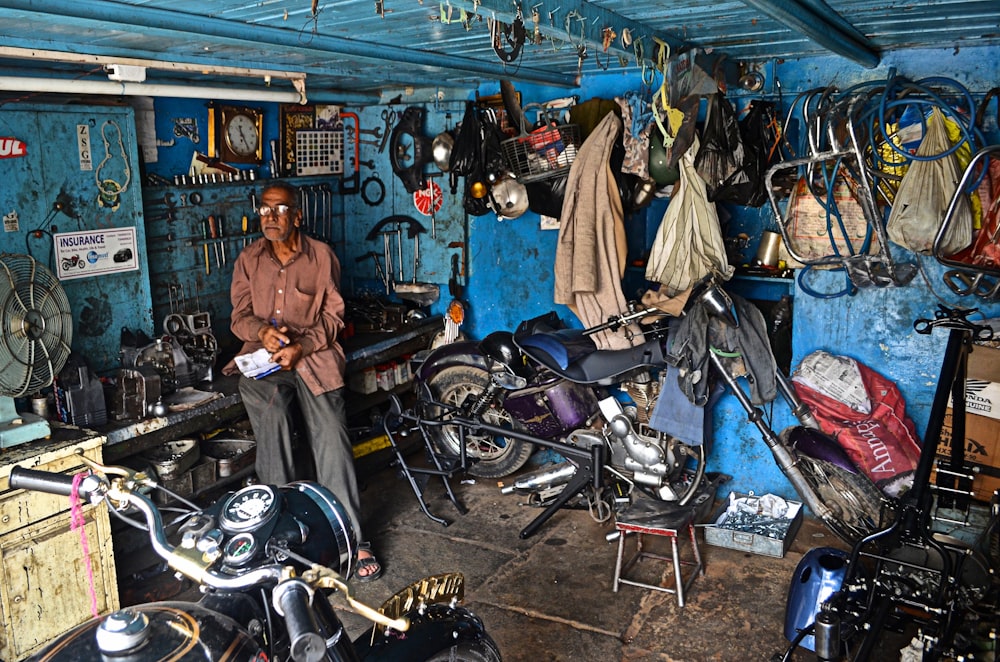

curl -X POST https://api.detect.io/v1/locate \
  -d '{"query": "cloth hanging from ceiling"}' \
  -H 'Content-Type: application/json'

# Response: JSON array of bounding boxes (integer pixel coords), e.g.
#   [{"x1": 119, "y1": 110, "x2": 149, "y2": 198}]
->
[
  {"x1": 645, "y1": 134, "x2": 734, "y2": 296},
  {"x1": 553, "y1": 112, "x2": 638, "y2": 350}
]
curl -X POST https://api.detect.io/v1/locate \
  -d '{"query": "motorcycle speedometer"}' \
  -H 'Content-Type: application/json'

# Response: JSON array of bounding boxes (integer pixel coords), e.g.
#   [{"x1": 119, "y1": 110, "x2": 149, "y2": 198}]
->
[{"x1": 219, "y1": 484, "x2": 279, "y2": 533}]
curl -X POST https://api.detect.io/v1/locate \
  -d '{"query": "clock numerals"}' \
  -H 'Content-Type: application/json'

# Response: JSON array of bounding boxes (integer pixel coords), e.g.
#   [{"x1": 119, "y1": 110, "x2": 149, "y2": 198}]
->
[{"x1": 217, "y1": 105, "x2": 263, "y2": 164}]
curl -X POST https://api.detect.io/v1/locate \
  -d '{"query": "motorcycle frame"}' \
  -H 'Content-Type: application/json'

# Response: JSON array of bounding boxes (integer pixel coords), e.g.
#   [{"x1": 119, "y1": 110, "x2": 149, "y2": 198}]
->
[
  {"x1": 387, "y1": 395, "x2": 605, "y2": 539},
  {"x1": 825, "y1": 308, "x2": 997, "y2": 660}
]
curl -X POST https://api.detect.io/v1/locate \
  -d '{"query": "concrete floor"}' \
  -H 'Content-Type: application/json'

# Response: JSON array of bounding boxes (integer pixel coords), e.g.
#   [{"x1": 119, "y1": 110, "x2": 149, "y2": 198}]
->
[{"x1": 335, "y1": 457, "x2": 857, "y2": 662}]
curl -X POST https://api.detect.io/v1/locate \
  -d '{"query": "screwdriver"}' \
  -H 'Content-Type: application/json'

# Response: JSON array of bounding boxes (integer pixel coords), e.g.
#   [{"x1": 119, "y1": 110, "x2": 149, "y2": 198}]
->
[
  {"x1": 242, "y1": 214, "x2": 249, "y2": 248},
  {"x1": 207, "y1": 215, "x2": 221, "y2": 267},
  {"x1": 201, "y1": 216, "x2": 211, "y2": 275},
  {"x1": 218, "y1": 216, "x2": 226, "y2": 265}
]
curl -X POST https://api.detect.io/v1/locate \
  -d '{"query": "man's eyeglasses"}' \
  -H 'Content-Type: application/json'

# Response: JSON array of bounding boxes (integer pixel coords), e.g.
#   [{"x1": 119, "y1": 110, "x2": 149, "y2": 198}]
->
[{"x1": 258, "y1": 204, "x2": 296, "y2": 218}]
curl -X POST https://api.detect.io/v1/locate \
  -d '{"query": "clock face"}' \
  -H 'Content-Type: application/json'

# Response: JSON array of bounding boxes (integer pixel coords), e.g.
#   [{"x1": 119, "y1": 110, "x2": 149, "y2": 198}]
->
[{"x1": 225, "y1": 112, "x2": 260, "y2": 156}]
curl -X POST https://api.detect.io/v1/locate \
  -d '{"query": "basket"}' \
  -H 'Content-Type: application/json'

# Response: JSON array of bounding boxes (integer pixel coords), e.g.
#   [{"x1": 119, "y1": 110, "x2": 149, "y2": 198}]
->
[{"x1": 501, "y1": 103, "x2": 581, "y2": 183}]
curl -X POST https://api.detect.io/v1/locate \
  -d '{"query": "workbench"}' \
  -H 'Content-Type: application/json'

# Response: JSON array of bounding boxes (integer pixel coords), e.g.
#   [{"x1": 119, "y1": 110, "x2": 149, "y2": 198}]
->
[{"x1": 97, "y1": 313, "x2": 444, "y2": 466}]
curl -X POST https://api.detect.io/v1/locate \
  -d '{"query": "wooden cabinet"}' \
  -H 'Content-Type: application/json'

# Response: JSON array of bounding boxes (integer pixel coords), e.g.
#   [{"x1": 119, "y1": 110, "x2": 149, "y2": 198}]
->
[{"x1": 0, "y1": 432, "x2": 119, "y2": 661}]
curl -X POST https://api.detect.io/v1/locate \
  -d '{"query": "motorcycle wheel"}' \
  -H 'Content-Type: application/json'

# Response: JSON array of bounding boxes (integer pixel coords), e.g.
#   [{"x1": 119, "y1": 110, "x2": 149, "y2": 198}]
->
[
  {"x1": 423, "y1": 365, "x2": 533, "y2": 478},
  {"x1": 423, "y1": 635, "x2": 503, "y2": 661},
  {"x1": 796, "y1": 454, "x2": 883, "y2": 544}
]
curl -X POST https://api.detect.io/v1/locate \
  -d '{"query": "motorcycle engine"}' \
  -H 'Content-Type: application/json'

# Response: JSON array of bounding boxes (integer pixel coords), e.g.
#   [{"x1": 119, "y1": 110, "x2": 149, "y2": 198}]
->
[{"x1": 603, "y1": 375, "x2": 690, "y2": 499}]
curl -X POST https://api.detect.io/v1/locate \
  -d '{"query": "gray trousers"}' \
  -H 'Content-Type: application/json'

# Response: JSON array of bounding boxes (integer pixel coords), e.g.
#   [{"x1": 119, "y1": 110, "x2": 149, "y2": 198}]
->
[{"x1": 238, "y1": 371, "x2": 363, "y2": 541}]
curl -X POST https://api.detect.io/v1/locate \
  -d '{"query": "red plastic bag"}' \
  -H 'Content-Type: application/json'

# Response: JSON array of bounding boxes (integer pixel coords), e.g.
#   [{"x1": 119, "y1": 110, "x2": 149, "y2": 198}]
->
[{"x1": 792, "y1": 351, "x2": 922, "y2": 498}]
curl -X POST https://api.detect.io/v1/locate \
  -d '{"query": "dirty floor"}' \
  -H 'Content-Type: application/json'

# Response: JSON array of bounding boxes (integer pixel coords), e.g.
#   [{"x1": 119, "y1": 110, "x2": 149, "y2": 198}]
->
[{"x1": 335, "y1": 455, "x2": 859, "y2": 662}]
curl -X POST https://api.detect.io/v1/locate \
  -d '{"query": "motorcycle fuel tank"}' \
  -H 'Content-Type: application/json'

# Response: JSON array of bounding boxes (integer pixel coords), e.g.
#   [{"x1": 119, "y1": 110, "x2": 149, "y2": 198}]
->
[
  {"x1": 503, "y1": 377, "x2": 599, "y2": 438},
  {"x1": 28, "y1": 602, "x2": 264, "y2": 661}
]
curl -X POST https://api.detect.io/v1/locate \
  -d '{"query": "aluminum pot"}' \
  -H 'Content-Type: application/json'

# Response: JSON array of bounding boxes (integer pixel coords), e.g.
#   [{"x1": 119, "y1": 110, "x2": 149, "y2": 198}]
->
[{"x1": 432, "y1": 130, "x2": 455, "y2": 172}]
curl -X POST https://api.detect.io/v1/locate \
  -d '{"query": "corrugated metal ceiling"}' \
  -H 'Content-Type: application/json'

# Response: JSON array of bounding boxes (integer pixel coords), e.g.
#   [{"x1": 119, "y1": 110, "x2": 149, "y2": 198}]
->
[{"x1": 0, "y1": 0, "x2": 997, "y2": 103}]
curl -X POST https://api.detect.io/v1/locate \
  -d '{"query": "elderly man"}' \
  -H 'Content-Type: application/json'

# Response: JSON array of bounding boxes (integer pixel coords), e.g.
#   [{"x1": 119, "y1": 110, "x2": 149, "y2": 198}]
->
[{"x1": 223, "y1": 180, "x2": 381, "y2": 581}]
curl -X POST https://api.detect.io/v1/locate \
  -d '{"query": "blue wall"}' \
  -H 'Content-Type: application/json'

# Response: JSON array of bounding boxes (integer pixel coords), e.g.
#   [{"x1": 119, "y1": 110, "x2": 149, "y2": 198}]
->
[{"x1": 464, "y1": 45, "x2": 1000, "y2": 501}]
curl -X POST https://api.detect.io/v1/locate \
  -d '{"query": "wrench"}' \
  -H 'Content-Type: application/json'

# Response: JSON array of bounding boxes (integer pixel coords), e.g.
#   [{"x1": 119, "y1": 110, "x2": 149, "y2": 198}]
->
[
  {"x1": 358, "y1": 126, "x2": 382, "y2": 139},
  {"x1": 352, "y1": 157, "x2": 376, "y2": 169}
]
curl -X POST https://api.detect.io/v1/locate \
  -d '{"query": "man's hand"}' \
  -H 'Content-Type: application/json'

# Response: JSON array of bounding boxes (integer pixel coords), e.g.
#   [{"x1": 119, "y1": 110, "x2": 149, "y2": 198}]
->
[
  {"x1": 259, "y1": 324, "x2": 290, "y2": 353},
  {"x1": 270, "y1": 343, "x2": 304, "y2": 371}
]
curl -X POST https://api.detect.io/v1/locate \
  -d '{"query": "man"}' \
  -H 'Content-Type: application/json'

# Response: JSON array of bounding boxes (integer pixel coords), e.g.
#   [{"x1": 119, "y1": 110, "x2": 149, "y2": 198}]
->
[{"x1": 223, "y1": 181, "x2": 382, "y2": 581}]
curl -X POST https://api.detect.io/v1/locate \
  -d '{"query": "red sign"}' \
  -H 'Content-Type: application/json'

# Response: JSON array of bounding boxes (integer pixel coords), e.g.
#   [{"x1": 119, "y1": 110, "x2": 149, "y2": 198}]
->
[
  {"x1": 0, "y1": 137, "x2": 27, "y2": 159},
  {"x1": 413, "y1": 180, "x2": 443, "y2": 217}
]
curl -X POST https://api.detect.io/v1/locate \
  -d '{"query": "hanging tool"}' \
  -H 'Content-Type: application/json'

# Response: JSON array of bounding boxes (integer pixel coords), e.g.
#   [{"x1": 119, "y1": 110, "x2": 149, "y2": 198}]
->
[
  {"x1": 378, "y1": 108, "x2": 397, "y2": 152},
  {"x1": 355, "y1": 251, "x2": 389, "y2": 292},
  {"x1": 217, "y1": 215, "x2": 227, "y2": 265},
  {"x1": 207, "y1": 215, "x2": 221, "y2": 267}
]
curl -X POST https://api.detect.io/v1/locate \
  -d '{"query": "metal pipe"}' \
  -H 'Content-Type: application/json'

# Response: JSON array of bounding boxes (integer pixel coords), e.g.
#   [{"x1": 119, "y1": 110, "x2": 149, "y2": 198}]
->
[
  {"x1": 3, "y1": 0, "x2": 577, "y2": 88},
  {"x1": 0, "y1": 76, "x2": 304, "y2": 103},
  {"x1": 737, "y1": 0, "x2": 879, "y2": 68}
]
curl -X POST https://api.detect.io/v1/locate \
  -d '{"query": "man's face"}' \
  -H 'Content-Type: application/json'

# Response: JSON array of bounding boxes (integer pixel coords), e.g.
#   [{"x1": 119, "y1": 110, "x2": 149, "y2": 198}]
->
[{"x1": 259, "y1": 188, "x2": 301, "y2": 243}]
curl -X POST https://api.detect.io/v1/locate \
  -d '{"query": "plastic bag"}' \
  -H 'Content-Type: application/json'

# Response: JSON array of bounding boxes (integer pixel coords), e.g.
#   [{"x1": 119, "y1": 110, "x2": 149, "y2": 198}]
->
[
  {"x1": 886, "y1": 108, "x2": 973, "y2": 255},
  {"x1": 645, "y1": 135, "x2": 734, "y2": 295},
  {"x1": 449, "y1": 101, "x2": 481, "y2": 179},
  {"x1": 694, "y1": 91, "x2": 747, "y2": 202},
  {"x1": 792, "y1": 351, "x2": 922, "y2": 498},
  {"x1": 721, "y1": 99, "x2": 781, "y2": 207}
]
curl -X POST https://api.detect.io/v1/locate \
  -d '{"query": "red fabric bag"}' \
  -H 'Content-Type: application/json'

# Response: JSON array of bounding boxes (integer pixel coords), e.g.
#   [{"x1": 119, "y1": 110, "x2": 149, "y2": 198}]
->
[{"x1": 792, "y1": 351, "x2": 922, "y2": 498}]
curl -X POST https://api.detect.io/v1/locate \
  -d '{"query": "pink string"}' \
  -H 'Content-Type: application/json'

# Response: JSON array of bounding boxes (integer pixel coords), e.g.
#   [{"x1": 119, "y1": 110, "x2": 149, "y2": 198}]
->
[{"x1": 70, "y1": 472, "x2": 100, "y2": 618}]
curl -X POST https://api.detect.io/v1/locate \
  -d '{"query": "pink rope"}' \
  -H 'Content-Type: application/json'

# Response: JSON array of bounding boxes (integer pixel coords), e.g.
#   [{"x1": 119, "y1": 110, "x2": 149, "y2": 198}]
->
[{"x1": 70, "y1": 472, "x2": 100, "y2": 618}]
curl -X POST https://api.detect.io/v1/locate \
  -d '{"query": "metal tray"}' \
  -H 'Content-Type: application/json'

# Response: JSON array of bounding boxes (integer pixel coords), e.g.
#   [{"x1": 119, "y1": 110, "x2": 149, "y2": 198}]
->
[
  {"x1": 703, "y1": 492, "x2": 803, "y2": 558},
  {"x1": 142, "y1": 438, "x2": 200, "y2": 481},
  {"x1": 200, "y1": 438, "x2": 256, "y2": 477}
]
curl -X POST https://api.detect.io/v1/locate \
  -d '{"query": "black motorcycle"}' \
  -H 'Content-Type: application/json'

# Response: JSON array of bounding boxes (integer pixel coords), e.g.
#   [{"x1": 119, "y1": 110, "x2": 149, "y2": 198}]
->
[
  {"x1": 408, "y1": 275, "x2": 883, "y2": 543},
  {"x1": 10, "y1": 457, "x2": 502, "y2": 662}
]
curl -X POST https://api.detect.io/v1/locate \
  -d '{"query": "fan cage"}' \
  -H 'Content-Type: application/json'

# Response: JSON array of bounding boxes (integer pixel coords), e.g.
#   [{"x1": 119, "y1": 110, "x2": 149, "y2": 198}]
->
[{"x1": 0, "y1": 254, "x2": 73, "y2": 397}]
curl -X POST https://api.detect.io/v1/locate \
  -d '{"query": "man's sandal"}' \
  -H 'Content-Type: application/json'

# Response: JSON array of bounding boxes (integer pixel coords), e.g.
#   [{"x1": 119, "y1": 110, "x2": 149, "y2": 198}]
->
[{"x1": 355, "y1": 544, "x2": 383, "y2": 583}]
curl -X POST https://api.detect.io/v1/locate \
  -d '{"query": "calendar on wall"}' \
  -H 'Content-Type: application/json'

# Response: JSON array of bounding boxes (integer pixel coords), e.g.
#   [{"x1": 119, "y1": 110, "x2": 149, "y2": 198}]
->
[{"x1": 294, "y1": 129, "x2": 344, "y2": 176}]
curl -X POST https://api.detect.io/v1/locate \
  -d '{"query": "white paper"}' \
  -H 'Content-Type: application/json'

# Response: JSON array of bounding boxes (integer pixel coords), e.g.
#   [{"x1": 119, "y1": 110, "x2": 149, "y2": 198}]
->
[{"x1": 234, "y1": 348, "x2": 281, "y2": 379}]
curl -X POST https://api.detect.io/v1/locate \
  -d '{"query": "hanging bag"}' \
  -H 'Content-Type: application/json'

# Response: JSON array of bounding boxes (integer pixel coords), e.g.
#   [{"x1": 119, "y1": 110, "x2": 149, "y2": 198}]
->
[
  {"x1": 694, "y1": 91, "x2": 747, "y2": 202},
  {"x1": 886, "y1": 108, "x2": 973, "y2": 255},
  {"x1": 645, "y1": 135, "x2": 734, "y2": 295}
]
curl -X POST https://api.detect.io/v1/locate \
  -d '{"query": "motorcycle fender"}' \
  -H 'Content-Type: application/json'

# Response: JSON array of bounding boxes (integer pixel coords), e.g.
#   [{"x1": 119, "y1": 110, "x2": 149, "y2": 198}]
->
[
  {"x1": 415, "y1": 340, "x2": 488, "y2": 382},
  {"x1": 787, "y1": 426, "x2": 859, "y2": 474},
  {"x1": 354, "y1": 604, "x2": 496, "y2": 661}
]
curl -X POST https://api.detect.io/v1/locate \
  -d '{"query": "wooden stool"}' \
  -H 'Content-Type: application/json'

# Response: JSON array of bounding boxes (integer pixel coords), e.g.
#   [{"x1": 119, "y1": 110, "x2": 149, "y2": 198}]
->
[{"x1": 612, "y1": 499, "x2": 704, "y2": 607}]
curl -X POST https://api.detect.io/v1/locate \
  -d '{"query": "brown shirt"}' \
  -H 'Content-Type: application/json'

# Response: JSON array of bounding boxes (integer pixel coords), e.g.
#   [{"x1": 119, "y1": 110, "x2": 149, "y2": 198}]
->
[{"x1": 224, "y1": 234, "x2": 346, "y2": 395}]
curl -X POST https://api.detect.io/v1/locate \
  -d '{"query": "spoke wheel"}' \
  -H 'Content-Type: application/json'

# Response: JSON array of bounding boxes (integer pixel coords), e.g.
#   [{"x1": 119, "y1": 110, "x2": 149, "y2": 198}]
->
[
  {"x1": 423, "y1": 366, "x2": 533, "y2": 478},
  {"x1": 797, "y1": 455, "x2": 883, "y2": 544}
]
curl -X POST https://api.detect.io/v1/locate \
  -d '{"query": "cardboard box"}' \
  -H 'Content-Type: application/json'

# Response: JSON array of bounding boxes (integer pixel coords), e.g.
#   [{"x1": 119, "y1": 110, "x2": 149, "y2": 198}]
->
[
  {"x1": 938, "y1": 411, "x2": 1000, "y2": 502},
  {"x1": 938, "y1": 342, "x2": 1000, "y2": 503}
]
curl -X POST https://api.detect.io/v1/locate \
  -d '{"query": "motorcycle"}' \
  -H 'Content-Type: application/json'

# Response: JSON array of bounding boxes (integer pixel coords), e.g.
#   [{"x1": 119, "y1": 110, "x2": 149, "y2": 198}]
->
[
  {"x1": 10, "y1": 456, "x2": 502, "y2": 662},
  {"x1": 409, "y1": 275, "x2": 883, "y2": 543}
]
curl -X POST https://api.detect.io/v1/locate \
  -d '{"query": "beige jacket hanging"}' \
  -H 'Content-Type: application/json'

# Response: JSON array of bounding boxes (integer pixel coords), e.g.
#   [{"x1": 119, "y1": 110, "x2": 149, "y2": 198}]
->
[{"x1": 553, "y1": 113, "x2": 636, "y2": 350}]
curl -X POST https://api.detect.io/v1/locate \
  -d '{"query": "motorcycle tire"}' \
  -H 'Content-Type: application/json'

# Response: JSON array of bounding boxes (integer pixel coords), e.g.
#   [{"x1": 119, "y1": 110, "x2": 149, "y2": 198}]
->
[
  {"x1": 423, "y1": 365, "x2": 533, "y2": 478},
  {"x1": 423, "y1": 636, "x2": 503, "y2": 662},
  {"x1": 796, "y1": 454, "x2": 883, "y2": 544}
]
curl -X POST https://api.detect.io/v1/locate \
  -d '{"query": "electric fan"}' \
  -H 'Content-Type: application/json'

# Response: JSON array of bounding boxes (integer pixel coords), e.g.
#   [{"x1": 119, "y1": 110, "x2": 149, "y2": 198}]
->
[{"x1": 0, "y1": 253, "x2": 73, "y2": 448}]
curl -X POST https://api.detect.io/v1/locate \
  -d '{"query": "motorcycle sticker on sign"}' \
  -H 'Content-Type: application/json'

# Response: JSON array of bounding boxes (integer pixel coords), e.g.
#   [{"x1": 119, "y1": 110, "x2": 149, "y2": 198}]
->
[{"x1": 54, "y1": 228, "x2": 138, "y2": 280}]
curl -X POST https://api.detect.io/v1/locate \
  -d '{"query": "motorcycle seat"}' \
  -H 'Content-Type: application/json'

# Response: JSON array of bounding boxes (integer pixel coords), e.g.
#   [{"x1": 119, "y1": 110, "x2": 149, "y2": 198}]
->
[
  {"x1": 517, "y1": 329, "x2": 594, "y2": 371},
  {"x1": 518, "y1": 332, "x2": 667, "y2": 384}
]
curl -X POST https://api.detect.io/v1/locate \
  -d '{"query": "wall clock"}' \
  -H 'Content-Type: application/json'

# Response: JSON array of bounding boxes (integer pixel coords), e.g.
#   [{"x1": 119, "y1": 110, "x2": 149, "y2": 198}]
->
[{"x1": 209, "y1": 104, "x2": 263, "y2": 164}]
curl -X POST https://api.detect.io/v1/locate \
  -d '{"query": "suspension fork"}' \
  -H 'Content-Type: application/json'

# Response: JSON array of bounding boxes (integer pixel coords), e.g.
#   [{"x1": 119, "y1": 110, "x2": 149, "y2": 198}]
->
[{"x1": 707, "y1": 351, "x2": 837, "y2": 523}]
